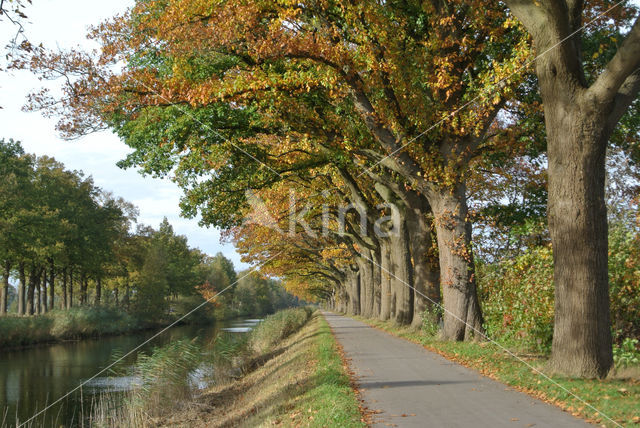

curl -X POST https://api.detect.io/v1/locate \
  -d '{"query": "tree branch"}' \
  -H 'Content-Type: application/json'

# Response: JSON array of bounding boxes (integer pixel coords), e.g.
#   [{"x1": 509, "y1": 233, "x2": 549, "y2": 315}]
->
[
  {"x1": 502, "y1": 0, "x2": 549, "y2": 35},
  {"x1": 589, "y1": 16, "x2": 640, "y2": 103},
  {"x1": 606, "y1": 68, "x2": 640, "y2": 132}
]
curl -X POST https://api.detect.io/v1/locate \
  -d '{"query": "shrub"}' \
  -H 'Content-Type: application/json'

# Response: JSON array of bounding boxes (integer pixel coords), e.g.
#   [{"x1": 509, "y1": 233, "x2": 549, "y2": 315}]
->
[
  {"x1": 477, "y1": 246, "x2": 555, "y2": 354},
  {"x1": 478, "y1": 225, "x2": 640, "y2": 355},
  {"x1": 421, "y1": 305, "x2": 443, "y2": 337},
  {"x1": 608, "y1": 222, "x2": 640, "y2": 343},
  {"x1": 613, "y1": 338, "x2": 640, "y2": 369}
]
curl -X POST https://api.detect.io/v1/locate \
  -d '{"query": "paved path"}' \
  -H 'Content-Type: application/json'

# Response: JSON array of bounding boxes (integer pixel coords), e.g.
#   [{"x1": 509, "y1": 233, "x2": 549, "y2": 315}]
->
[{"x1": 324, "y1": 312, "x2": 591, "y2": 428}]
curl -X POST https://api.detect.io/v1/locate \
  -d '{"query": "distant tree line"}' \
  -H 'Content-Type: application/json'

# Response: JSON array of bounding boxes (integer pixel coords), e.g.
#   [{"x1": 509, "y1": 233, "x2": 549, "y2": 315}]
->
[{"x1": 0, "y1": 139, "x2": 297, "y2": 320}]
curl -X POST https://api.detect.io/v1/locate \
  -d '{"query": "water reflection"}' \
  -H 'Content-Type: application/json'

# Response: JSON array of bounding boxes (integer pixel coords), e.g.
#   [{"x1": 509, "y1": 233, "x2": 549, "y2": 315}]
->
[
  {"x1": 0, "y1": 318, "x2": 260, "y2": 427},
  {"x1": 221, "y1": 318, "x2": 261, "y2": 333}
]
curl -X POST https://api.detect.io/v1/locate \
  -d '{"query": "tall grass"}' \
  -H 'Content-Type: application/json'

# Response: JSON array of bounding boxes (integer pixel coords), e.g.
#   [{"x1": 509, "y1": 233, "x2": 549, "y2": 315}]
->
[
  {"x1": 128, "y1": 339, "x2": 202, "y2": 416},
  {"x1": 248, "y1": 307, "x2": 312, "y2": 354},
  {"x1": 89, "y1": 307, "x2": 312, "y2": 427},
  {"x1": 91, "y1": 339, "x2": 203, "y2": 427}
]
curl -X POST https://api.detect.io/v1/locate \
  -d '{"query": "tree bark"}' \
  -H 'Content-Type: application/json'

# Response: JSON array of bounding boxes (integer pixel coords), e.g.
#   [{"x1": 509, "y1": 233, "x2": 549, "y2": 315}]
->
[
  {"x1": 356, "y1": 253, "x2": 376, "y2": 318},
  {"x1": 545, "y1": 94, "x2": 613, "y2": 378},
  {"x1": 61, "y1": 267, "x2": 68, "y2": 310},
  {"x1": 27, "y1": 264, "x2": 38, "y2": 315},
  {"x1": 40, "y1": 269, "x2": 47, "y2": 314},
  {"x1": 346, "y1": 267, "x2": 360, "y2": 315},
  {"x1": 80, "y1": 273, "x2": 88, "y2": 305},
  {"x1": 68, "y1": 269, "x2": 73, "y2": 309},
  {"x1": 371, "y1": 247, "x2": 382, "y2": 318},
  {"x1": 124, "y1": 280, "x2": 130, "y2": 309},
  {"x1": 18, "y1": 262, "x2": 25, "y2": 315},
  {"x1": 95, "y1": 277, "x2": 102, "y2": 305},
  {"x1": 389, "y1": 217, "x2": 413, "y2": 325},
  {"x1": 0, "y1": 261, "x2": 10, "y2": 315},
  {"x1": 34, "y1": 271, "x2": 42, "y2": 315},
  {"x1": 373, "y1": 182, "x2": 413, "y2": 324},
  {"x1": 406, "y1": 207, "x2": 441, "y2": 329},
  {"x1": 428, "y1": 182, "x2": 483, "y2": 340},
  {"x1": 379, "y1": 239, "x2": 392, "y2": 321},
  {"x1": 336, "y1": 286, "x2": 347, "y2": 313},
  {"x1": 49, "y1": 260, "x2": 55, "y2": 311}
]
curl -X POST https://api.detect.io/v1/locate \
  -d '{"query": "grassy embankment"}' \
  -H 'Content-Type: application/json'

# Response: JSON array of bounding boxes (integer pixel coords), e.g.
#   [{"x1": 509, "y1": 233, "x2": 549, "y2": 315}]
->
[
  {"x1": 0, "y1": 307, "x2": 142, "y2": 349},
  {"x1": 0, "y1": 297, "x2": 220, "y2": 349},
  {"x1": 93, "y1": 308, "x2": 365, "y2": 427},
  {"x1": 354, "y1": 316, "x2": 640, "y2": 427}
]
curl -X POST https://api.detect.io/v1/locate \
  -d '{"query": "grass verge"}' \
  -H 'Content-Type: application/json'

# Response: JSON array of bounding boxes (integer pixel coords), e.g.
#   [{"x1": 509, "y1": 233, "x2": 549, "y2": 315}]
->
[
  {"x1": 353, "y1": 316, "x2": 640, "y2": 427},
  {"x1": 156, "y1": 311, "x2": 365, "y2": 427}
]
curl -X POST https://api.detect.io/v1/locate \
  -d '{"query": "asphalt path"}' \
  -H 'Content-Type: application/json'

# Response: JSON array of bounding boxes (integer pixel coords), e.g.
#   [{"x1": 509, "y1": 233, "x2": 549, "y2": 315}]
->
[{"x1": 324, "y1": 311, "x2": 592, "y2": 428}]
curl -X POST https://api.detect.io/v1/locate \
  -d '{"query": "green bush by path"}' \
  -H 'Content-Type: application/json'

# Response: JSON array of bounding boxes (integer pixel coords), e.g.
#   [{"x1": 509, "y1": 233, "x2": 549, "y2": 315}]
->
[
  {"x1": 477, "y1": 246, "x2": 555, "y2": 354},
  {"x1": 477, "y1": 222, "x2": 640, "y2": 359}
]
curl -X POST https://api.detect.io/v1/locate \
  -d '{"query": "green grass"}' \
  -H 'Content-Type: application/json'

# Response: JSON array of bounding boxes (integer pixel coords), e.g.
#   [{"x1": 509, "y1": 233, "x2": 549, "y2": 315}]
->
[
  {"x1": 284, "y1": 314, "x2": 366, "y2": 427},
  {"x1": 355, "y1": 317, "x2": 640, "y2": 427},
  {"x1": 0, "y1": 307, "x2": 138, "y2": 348}
]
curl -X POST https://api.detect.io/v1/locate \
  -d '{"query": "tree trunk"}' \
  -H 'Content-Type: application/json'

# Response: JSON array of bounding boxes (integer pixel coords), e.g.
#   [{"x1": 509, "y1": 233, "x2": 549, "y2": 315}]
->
[
  {"x1": 80, "y1": 273, "x2": 88, "y2": 305},
  {"x1": 1, "y1": 261, "x2": 10, "y2": 315},
  {"x1": 346, "y1": 267, "x2": 360, "y2": 315},
  {"x1": 335, "y1": 286, "x2": 345, "y2": 313},
  {"x1": 428, "y1": 182, "x2": 483, "y2": 340},
  {"x1": 371, "y1": 248, "x2": 382, "y2": 318},
  {"x1": 68, "y1": 269, "x2": 73, "y2": 309},
  {"x1": 355, "y1": 261, "x2": 366, "y2": 316},
  {"x1": 379, "y1": 239, "x2": 392, "y2": 321},
  {"x1": 18, "y1": 262, "x2": 26, "y2": 315},
  {"x1": 27, "y1": 264, "x2": 38, "y2": 315},
  {"x1": 356, "y1": 254, "x2": 375, "y2": 318},
  {"x1": 39, "y1": 269, "x2": 46, "y2": 314},
  {"x1": 389, "y1": 217, "x2": 413, "y2": 325},
  {"x1": 61, "y1": 268, "x2": 68, "y2": 310},
  {"x1": 114, "y1": 285, "x2": 119, "y2": 305},
  {"x1": 95, "y1": 277, "x2": 102, "y2": 305},
  {"x1": 545, "y1": 99, "x2": 613, "y2": 378},
  {"x1": 406, "y1": 207, "x2": 441, "y2": 329},
  {"x1": 49, "y1": 260, "x2": 55, "y2": 311},
  {"x1": 35, "y1": 280, "x2": 41, "y2": 316},
  {"x1": 124, "y1": 280, "x2": 130, "y2": 309}
]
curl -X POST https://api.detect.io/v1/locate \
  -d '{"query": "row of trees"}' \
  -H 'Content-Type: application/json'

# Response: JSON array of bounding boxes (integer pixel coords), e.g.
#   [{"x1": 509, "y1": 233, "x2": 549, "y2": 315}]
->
[
  {"x1": 0, "y1": 138, "x2": 138, "y2": 315},
  {"x1": 0, "y1": 139, "x2": 296, "y2": 320},
  {"x1": 17, "y1": 1, "x2": 640, "y2": 378}
]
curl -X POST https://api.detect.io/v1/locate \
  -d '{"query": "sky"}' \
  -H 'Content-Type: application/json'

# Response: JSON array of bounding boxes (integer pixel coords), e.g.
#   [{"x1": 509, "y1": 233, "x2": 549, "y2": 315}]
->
[{"x1": 0, "y1": 0, "x2": 249, "y2": 269}]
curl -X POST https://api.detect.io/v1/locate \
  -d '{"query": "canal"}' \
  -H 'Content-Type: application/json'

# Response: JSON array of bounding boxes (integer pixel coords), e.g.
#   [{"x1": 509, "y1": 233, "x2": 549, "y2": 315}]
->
[{"x1": 0, "y1": 318, "x2": 261, "y2": 427}]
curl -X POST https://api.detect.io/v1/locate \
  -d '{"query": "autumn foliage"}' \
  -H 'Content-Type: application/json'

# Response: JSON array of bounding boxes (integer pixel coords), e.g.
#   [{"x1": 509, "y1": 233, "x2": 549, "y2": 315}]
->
[{"x1": 14, "y1": 0, "x2": 640, "y2": 377}]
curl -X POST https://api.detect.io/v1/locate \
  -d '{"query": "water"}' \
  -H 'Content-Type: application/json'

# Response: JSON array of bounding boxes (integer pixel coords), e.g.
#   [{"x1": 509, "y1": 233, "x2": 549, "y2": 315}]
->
[{"x1": 0, "y1": 318, "x2": 261, "y2": 427}]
